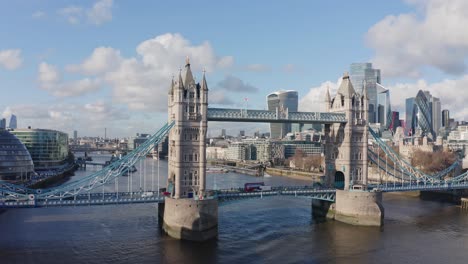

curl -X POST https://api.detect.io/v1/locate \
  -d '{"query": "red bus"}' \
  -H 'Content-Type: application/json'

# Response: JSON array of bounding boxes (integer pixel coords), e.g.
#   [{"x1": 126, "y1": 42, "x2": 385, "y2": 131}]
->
[{"x1": 244, "y1": 182, "x2": 264, "y2": 192}]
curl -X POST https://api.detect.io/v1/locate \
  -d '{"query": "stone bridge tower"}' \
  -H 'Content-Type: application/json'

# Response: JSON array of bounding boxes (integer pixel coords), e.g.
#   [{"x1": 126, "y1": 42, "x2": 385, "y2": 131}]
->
[
  {"x1": 323, "y1": 72, "x2": 369, "y2": 190},
  {"x1": 167, "y1": 57, "x2": 208, "y2": 199},
  {"x1": 162, "y1": 58, "x2": 218, "y2": 241}
]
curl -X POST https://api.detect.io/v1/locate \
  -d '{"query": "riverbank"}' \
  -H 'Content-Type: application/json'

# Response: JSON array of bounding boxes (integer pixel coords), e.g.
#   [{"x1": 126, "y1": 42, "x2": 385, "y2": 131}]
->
[
  {"x1": 29, "y1": 164, "x2": 78, "y2": 189},
  {"x1": 265, "y1": 167, "x2": 322, "y2": 182}
]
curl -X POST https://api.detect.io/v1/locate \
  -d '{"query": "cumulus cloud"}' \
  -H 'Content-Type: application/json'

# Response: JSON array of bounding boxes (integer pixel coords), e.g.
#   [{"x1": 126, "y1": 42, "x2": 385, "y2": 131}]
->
[
  {"x1": 40, "y1": 33, "x2": 233, "y2": 111},
  {"x1": 214, "y1": 75, "x2": 258, "y2": 93},
  {"x1": 299, "y1": 78, "x2": 342, "y2": 112},
  {"x1": 367, "y1": 0, "x2": 468, "y2": 77},
  {"x1": 58, "y1": 6, "x2": 83, "y2": 24},
  {"x1": 87, "y1": 0, "x2": 113, "y2": 25},
  {"x1": 0, "y1": 49, "x2": 23, "y2": 70},
  {"x1": 66, "y1": 47, "x2": 122, "y2": 74},
  {"x1": 38, "y1": 62, "x2": 101, "y2": 97},
  {"x1": 58, "y1": 0, "x2": 113, "y2": 25}
]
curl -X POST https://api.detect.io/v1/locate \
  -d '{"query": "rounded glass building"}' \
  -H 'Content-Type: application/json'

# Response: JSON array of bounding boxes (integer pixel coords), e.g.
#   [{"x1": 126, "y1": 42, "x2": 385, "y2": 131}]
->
[
  {"x1": 0, "y1": 129, "x2": 35, "y2": 181},
  {"x1": 10, "y1": 128, "x2": 69, "y2": 170}
]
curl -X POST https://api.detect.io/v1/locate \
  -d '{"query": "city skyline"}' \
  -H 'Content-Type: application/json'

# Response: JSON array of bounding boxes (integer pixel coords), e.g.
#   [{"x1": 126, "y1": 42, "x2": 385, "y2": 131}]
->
[{"x1": 2, "y1": 0, "x2": 468, "y2": 137}]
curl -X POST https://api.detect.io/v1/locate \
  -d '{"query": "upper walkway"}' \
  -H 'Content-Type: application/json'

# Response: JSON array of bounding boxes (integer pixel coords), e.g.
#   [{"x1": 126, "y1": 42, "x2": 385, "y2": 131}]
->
[{"x1": 207, "y1": 108, "x2": 347, "y2": 123}]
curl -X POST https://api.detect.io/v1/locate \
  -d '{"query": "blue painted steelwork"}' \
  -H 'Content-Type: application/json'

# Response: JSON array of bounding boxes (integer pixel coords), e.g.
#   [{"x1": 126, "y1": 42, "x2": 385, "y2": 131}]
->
[
  {"x1": 0, "y1": 186, "x2": 336, "y2": 208},
  {"x1": 368, "y1": 126, "x2": 468, "y2": 191},
  {"x1": 207, "y1": 108, "x2": 347, "y2": 124},
  {"x1": 0, "y1": 122, "x2": 175, "y2": 202}
]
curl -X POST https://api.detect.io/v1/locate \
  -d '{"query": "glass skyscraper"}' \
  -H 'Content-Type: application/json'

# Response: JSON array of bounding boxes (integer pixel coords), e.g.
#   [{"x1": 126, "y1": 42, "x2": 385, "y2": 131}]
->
[
  {"x1": 267, "y1": 90, "x2": 298, "y2": 139},
  {"x1": 349, "y1": 63, "x2": 382, "y2": 124},
  {"x1": 405, "y1": 90, "x2": 441, "y2": 138},
  {"x1": 8, "y1": 114, "x2": 17, "y2": 129}
]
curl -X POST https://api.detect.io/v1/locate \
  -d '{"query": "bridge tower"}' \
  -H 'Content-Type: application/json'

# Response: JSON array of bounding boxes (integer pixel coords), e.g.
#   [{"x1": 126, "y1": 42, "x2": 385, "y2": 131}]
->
[
  {"x1": 324, "y1": 72, "x2": 369, "y2": 190},
  {"x1": 161, "y1": 58, "x2": 218, "y2": 241},
  {"x1": 320, "y1": 72, "x2": 383, "y2": 226}
]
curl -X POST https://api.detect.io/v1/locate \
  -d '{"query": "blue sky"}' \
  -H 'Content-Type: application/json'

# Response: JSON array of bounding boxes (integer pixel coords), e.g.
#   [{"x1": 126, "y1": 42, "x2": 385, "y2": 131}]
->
[{"x1": 1, "y1": 0, "x2": 468, "y2": 137}]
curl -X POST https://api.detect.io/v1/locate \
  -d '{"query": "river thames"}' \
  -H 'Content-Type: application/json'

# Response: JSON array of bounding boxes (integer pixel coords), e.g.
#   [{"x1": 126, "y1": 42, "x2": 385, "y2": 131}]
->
[{"x1": 1, "y1": 154, "x2": 468, "y2": 263}]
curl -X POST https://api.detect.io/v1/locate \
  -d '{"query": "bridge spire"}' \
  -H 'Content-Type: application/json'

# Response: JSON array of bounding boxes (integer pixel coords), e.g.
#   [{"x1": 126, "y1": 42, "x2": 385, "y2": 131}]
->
[
  {"x1": 362, "y1": 80, "x2": 369, "y2": 100},
  {"x1": 184, "y1": 56, "x2": 195, "y2": 86},
  {"x1": 337, "y1": 72, "x2": 356, "y2": 98},
  {"x1": 201, "y1": 69, "x2": 208, "y2": 91},
  {"x1": 325, "y1": 85, "x2": 331, "y2": 102},
  {"x1": 178, "y1": 68, "x2": 184, "y2": 89}
]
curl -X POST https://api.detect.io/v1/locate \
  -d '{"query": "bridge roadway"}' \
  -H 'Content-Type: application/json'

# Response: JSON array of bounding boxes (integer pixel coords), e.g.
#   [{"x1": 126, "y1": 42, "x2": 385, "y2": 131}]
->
[{"x1": 0, "y1": 186, "x2": 337, "y2": 208}]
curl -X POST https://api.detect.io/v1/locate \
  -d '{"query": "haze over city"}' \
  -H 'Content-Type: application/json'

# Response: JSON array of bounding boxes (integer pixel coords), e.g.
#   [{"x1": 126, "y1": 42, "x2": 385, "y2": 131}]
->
[{"x1": 1, "y1": 0, "x2": 468, "y2": 138}]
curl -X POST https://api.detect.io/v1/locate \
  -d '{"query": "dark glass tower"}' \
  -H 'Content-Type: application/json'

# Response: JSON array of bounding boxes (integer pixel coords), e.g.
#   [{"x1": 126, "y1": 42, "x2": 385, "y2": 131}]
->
[{"x1": 267, "y1": 90, "x2": 298, "y2": 139}]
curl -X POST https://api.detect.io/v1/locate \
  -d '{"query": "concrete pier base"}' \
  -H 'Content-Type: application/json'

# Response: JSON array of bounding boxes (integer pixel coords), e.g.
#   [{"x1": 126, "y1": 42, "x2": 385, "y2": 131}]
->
[
  {"x1": 334, "y1": 190, "x2": 384, "y2": 226},
  {"x1": 162, "y1": 198, "x2": 218, "y2": 241},
  {"x1": 311, "y1": 199, "x2": 335, "y2": 222}
]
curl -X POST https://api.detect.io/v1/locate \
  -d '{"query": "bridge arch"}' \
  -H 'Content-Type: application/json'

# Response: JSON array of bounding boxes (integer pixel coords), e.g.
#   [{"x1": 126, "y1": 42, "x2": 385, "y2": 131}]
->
[{"x1": 334, "y1": 171, "x2": 345, "y2": 190}]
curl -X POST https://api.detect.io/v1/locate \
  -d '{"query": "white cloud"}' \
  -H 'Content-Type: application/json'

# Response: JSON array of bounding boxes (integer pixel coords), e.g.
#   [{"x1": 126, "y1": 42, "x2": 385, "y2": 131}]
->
[
  {"x1": 299, "y1": 78, "x2": 342, "y2": 112},
  {"x1": 87, "y1": 0, "x2": 113, "y2": 25},
  {"x1": 367, "y1": 0, "x2": 468, "y2": 77},
  {"x1": 38, "y1": 62, "x2": 101, "y2": 97},
  {"x1": 58, "y1": 0, "x2": 113, "y2": 25},
  {"x1": 66, "y1": 46, "x2": 122, "y2": 75},
  {"x1": 245, "y1": 64, "x2": 270, "y2": 72},
  {"x1": 58, "y1": 6, "x2": 83, "y2": 24},
  {"x1": 32, "y1": 11, "x2": 46, "y2": 19},
  {"x1": 39, "y1": 33, "x2": 233, "y2": 111},
  {"x1": 0, "y1": 49, "x2": 23, "y2": 70},
  {"x1": 101, "y1": 33, "x2": 233, "y2": 111}
]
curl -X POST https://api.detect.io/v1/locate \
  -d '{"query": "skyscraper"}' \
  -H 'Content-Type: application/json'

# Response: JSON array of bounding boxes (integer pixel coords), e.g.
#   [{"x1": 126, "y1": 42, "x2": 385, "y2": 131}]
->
[
  {"x1": 442, "y1": 109, "x2": 450, "y2": 127},
  {"x1": 8, "y1": 114, "x2": 17, "y2": 129},
  {"x1": 0, "y1": 118, "x2": 6, "y2": 129},
  {"x1": 73, "y1": 130, "x2": 78, "y2": 141},
  {"x1": 267, "y1": 90, "x2": 298, "y2": 139},
  {"x1": 349, "y1": 63, "x2": 382, "y2": 124},
  {"x1": 405, "y1": 90, "x2": 441, "y2": 138}
]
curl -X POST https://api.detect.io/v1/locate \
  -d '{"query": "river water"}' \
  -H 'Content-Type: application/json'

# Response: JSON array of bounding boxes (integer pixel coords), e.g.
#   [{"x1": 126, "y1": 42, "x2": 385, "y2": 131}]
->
[{"x1": 1, "y1": 153, "x2": 468, "y2": 263}]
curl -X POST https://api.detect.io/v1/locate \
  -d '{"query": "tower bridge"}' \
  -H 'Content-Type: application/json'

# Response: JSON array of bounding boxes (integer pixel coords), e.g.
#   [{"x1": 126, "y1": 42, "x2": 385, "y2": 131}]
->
[{"x1": 2, "y1": 59, "x2": 468, "y2": 241}]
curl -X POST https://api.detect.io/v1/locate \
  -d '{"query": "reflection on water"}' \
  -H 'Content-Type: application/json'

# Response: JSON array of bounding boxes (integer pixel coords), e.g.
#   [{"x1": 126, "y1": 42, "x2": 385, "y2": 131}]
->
[{"x1": 1, "y1": 153, "x2": 468, "y2": 263}]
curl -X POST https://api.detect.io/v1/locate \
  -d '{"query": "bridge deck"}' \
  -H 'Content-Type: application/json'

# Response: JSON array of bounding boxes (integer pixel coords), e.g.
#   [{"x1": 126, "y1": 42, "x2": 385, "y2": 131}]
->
[{"x1": 207, "y1": 108, "x2": 347, "y2": 123}]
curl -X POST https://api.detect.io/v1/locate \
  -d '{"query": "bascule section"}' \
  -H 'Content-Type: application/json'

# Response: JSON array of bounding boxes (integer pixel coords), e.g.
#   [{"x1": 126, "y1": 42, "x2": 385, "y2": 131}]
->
[{"x1": 162, "y1": 58, "x2": 218, "y2": 241}]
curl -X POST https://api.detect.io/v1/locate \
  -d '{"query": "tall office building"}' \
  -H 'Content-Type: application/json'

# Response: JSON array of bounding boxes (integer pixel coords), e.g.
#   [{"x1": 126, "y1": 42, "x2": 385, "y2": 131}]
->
[
  {"x1": 0, "y1": 118, "x2": 5, "y2": 129},
  {"x1": 442, "y1": 109, "x2": 450, "y2": 127},
  {"x1": 73, "y1": 130, "x2": 78, "y2": 141},
  {"x1": 405, "y1": 90, "x2": 441, "y2": 138},
  {"x1": 349, "y1": 63, "x2": 383, "y2": 124},
  {"x1": 8, "y1": 114, "x2": 17, "y2": 129},
  {"x1": 267, "y1": 90, "x2": 298, "y2": 139}
]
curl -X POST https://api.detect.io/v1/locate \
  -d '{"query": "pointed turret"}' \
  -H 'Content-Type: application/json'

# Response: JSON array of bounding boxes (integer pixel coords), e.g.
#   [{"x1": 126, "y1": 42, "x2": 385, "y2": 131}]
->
[
  {"x1": 201, "y1": 69, "x2": 208, "y2": 91},
  {"x1": 178, "y1": 68, "x2": 184, "y2": 89},
  {"x1": 325, "y1": 85, "x2": 331, "y2": 103},
  {"x1": 168, "y1": 76, "x2": 174, "y2": 95},
  {"x1": 184, "y1": 56, "x2": 195, "y2": 87},
  {"x1": 362, "y1": 80, "x2": 369, "y2": 100},
  {"x1": 337, "y1": 72, "x2": 356, "y2": 98}
]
